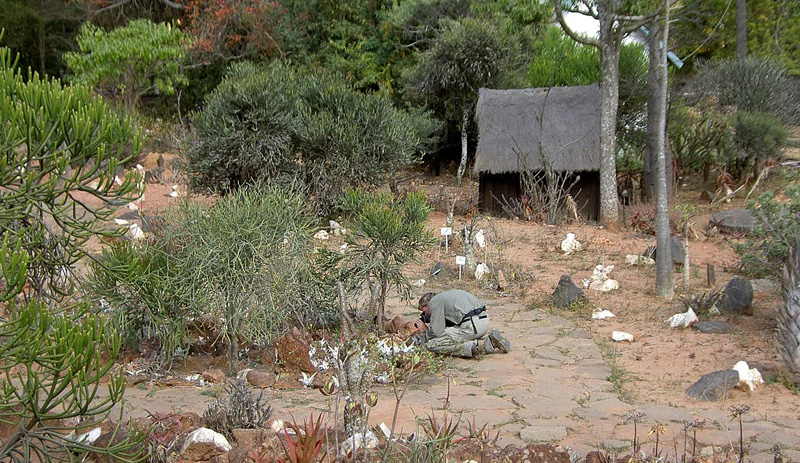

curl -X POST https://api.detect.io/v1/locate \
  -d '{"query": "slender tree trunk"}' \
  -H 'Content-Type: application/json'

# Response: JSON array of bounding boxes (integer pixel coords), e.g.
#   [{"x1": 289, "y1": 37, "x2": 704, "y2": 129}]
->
[
  {"x1": 456, "y1": 107, "x2": 469, "y2": 187},
  {"x1": 654, "y1": 1, "x2": 674, "y2": 299},
  {"x1": 377, "y1": 275, "x2": 387, "y2": 334},
  {"x1": 644, "y1": 20, "x2": 663, "y2": 203},
  {"x1": 598, "y1": 26, "x2": 621, "y2": 224},
  {"x1": 736, "y1": 0, "x2": 747, "y2": 60}
]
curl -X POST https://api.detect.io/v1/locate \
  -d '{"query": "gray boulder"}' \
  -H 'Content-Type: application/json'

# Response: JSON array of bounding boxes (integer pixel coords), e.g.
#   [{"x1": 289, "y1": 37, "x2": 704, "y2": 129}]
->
[
  {"x1": 644, "y1": 236, "x2": 685, "y2": 265},
  {"x1": 430, "y1": 261, "x2": 453, "y2": 280},
  {"x1": 551, "y1": 275, "x2": 585, "y2": 308},
  {"x1": 692, "y1": 321, "x2": 733, "y2": 334},
  {"x1": 719, "y1": 276, "x2": 754, "y2": 315},
  {"x1": 686, "y1": 369, "x2": 740, "y2": 401}
]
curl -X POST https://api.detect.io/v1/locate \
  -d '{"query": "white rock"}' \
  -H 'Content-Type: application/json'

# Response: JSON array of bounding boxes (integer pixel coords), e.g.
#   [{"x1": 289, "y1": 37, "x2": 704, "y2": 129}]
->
[
  {"x1": 181, "y1": 428, "x2": 232, "y2": 460},
  {"x1": 76, "y1": 427, "x2": 102, "y2": 445},
  {"x1": 271, "y1": 420, "x2": 285, "y2": 433},
  {"x1": 135, "y1": 164, "x2": 144, "y2": 171},
  {"x1": 590, "y1": 278, "x2": 619, "y2": 292},
  {"x1": 299, "y1": 371, "x2": 316, "y2": 387},
  {"x1": 625, "y1": 254, "x2": 655, "y2": 266},
  {"x1": 128, "y1": 223, "x2": 144, "y2": 240},
  {"x1": 313, "y1": 230, "x2": 330, "y2": 240},
  {"x1": 665, "y1": 308, "x2": 698, "y2": 329},
  {"x1": 329, "y1": 220, "x2": 341, "y2": 230},
  {"x1": 169, "y1": 190, "x2": 179, "y2": 198},
  {"x1": 612, "y1": 331, "x2": 634, "y2": 342},
  {"x1": 378, "y1": 422, "x2": 392, "y2": 440},
  {"x1": 732, "y1": 361, "x2": 764, "y2": 391},
  {"x1": 474, "y1": 263, "x2": 490, "y2": 280},
  {"x1": 592, "y1": 308, "x2": 616, "y2": 320},
  {"x1": 413, "y1": 279, "x2": 426, "y2": 287},
  {"x1": 474, "y1": 229, "x2": 486, "y2": 248},
  {"x1": 114, "y1": 218, "x2": 129, "y2": 226},
  {"x1": 127, "y1": 201, "x2": 138, "y2": 211},
  {"x1": 340, "y1": 431, "x2": 378, "y2": 457},
  {"x1": 339, "y1": 243, "x2": 348, "y2": 253},
  {"x1": 114, "y1": 175, "x2": 123, "y2": 186},
  {"x1": 561, "y1": 233, "x2": 583, "y2": 254}
]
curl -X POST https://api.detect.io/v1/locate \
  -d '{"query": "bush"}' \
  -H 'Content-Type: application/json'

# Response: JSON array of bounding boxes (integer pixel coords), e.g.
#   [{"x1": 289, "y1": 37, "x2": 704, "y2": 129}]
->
[
  {"x1": 691, "y1": 58, "x2": 800, "y2": 123},
  {"x1": 163, "y1": 182, "x2": 336, "y2": 374},
  {"x1": 203, "y1": 380, "x2": 273, "y2": 439},
  {"x1": 89, "y1": 242, "x2": 188, "y2": 369},
  {"x1": 187, "y1": 62, "x2": 435, "y2": 213},
  {"x1": 731, "y1": 111, "x2": 788, "y2": 178},
  {"x1": 735, "y1": 185, "x2": 800, "y2": 278},
  {"x1": 1, "y1": 42, "x2": 142, "y2": 302},
  {"x1": 669, "y1": 105, "x2": 735, "y2": 182}
]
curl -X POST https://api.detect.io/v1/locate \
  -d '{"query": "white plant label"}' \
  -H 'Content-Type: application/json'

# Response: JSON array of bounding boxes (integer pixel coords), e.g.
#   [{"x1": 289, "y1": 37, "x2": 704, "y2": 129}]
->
[
  {"x1": 455, "y1": 256, "x2": 466, "y2": 266},
  {"x1": 440, "y1": 227, "x2": 452, "y2": 236}
]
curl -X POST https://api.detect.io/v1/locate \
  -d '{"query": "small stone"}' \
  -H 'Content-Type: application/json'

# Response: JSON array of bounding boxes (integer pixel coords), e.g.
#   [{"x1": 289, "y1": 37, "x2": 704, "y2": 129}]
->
[
  {"x1": 750, "y1": 278, "x2": 777, "y2": 294},
  {"x1": 313, "y1": 230, "x2": 330, "y2": 240},
  {"x1": 181, "y1": 428, "x2": 232, "y2": 461},
  {"x1": 128, "y1": 223, "x2": 144, "y2": 240},
  {"x1": 474, "y1": 263, "x2": 490, "y2": 280},
  {"x1": 719, "y1": 276, "x2": 754, "y2": 315},
  {"x1": 496, "y1": 270, "x2": 508, "y2": 290},
  {"x1": 625, "y1": 254, "x2": 655, "y2": 266},
  {"x1": 202, "y1": 369, "x2": 226, "y2": 384},
  {"x1": 700, "y1": 190, "x2": 715, "y2": 202},
  {"x1": 339, "y1": 431, "x2": 378, "y2": 457},
  {"x1": 644, "y1": 236, "x2": 685, "y2": 265},
  {"x1": 430, "y1": 261, "x2": 453, "y2": 280},
  {"x1": 686, "y1": 369, "x2": 740, "y2": 401},
  {"x1": 560, "y1": 233, "x2": 582, "y2": 254},
  {"x1": 551, "y1": 275, "x2": 584, "y2": 308},
  {"x1": 611, "y1": 331, "x2": 634, "y2": 342},
  {"x1": 246, "y1": 370, "x2": 276, "y2": 388},
  {"x1": 692, "y1": 320, "x2": 733, "y2": 334},
  {"x1": 519, "y1": 425, "x2": 567, "y2": 442}
]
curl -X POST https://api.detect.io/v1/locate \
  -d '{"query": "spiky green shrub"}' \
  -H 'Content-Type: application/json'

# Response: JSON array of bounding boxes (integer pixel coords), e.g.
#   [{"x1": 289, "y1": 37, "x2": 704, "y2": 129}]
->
[
  {"x1": 88, "y1": 241, "x2": 188, "y2": 369},
  {"x1": 322, "y1": 189, "x2": 435, "y2": 333},
  {"x1": 0, "y1": 41, "x2": 142, "y2": 303},
  {"x1": 1, "y1": 39, "x2": 146, "y2": 458},
  {"x1": 187, "y1": 62, "x2": 434, "y2": 213},
  {"x1": 163, "y1": 182, "x2": 336, "y2": 375}
]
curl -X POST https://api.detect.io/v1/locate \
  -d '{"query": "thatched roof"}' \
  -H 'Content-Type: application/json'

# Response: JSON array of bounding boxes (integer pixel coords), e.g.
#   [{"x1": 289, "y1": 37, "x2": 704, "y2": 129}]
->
[{"x1": 473, "y1": 85, "x2": 601, "y2": 174}]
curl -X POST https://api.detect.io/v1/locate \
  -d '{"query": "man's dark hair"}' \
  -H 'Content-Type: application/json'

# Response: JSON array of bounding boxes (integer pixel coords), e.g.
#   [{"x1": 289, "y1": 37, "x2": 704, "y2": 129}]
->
[{"x1": 418, "y1": 292, "x2": 436, "y2": 308}]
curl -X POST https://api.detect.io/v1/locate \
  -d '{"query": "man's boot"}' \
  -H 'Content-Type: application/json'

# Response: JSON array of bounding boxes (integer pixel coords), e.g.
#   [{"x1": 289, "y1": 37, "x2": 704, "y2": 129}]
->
[
  {"x1": 471, "y1": 341, "x2": 486, "y2": 359},
  {"x1": 487, "y1": 330, "x2": 511, "y2": 353}
]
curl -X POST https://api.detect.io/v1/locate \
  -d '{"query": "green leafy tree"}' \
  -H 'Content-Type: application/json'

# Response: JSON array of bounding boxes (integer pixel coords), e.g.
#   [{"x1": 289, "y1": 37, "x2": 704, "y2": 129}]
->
[
  {"x1": 1, "y1": 42, "x2": 142, "y2": 303},
  {"x1": 324, "y1": 189, "x2": 435, "y2": 334},
  {"x1": 64, "y1": 19, "x2": 188, "y2": 109},
  {"x1": 0, "y1": 42, "x2": 145, "y2": 463},
  {"x1": 187, "y1": 62, "x2": 436, "y2": 213},
  {"x1": 402, "y1": 17, "x2": 523, "y2": 185}
]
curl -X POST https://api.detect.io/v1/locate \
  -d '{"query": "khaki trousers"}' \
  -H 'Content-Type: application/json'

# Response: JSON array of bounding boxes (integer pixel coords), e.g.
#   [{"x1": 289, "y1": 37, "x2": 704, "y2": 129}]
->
[{"x1": 425, "y1": 313, "x2": 490, "y2": 358}]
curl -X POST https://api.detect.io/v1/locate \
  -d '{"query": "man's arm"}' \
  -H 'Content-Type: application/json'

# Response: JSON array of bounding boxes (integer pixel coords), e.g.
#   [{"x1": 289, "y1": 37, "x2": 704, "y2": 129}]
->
[{"x1": 426, "y1": 302, "x2": 446, "y2": 338}]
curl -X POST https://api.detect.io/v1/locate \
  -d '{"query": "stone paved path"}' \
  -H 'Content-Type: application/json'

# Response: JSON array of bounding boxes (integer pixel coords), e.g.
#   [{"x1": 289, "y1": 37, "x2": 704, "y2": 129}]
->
[{"x1": 123, "y1": 301, "x2": 800, "y2": 462}]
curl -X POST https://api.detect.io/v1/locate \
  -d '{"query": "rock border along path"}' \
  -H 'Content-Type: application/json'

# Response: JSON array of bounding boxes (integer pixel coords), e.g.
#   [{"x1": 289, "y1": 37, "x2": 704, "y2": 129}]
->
[{"x1": 123, "y1": 301, "x2": 800, "y2": 462}]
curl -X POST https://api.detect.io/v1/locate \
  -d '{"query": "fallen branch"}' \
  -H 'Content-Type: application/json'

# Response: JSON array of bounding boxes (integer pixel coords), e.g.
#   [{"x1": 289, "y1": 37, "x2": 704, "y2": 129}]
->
[{"x1": 744, "y1": 166, "x2": 772, "y2": 201}]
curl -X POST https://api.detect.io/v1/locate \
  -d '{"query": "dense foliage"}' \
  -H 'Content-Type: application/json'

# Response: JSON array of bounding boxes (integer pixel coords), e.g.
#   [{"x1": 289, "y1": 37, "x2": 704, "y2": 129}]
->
[
  {"x1": 736, "y1": 184, "x2": 800, "y2": 279},
  {"x1": 187, "y1": 62, "x2": 437, "y2": 212},
  {"x1": 64, "y1": 19, "x2": 188, "y2": 109},
  {"x1": 0, "y1": 43, "x2": 145, "y2": 462},
  {"x1": 0, "y1": 41, "x2": 142, "y2": 303}
]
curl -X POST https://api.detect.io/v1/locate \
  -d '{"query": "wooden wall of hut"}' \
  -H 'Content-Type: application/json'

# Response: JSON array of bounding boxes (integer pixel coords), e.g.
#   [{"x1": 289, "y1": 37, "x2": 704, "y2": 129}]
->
[{"x1": 478, "y1": 171, "x2": 599, "y2": 222}]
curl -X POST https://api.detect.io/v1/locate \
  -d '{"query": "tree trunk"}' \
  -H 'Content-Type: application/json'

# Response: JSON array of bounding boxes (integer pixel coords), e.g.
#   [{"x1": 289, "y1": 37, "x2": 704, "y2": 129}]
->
[
  {"x1": 377, "y1": 276, "x2": 387, "y2": 334},
  {"x1": 654, "y1": 1, "x2": 674, "y2": 300},
  {"x1": 644, "y1": 20, "x2": 663, "y2": 203},
  {"x1": 780, "y1": 237, "x2": 800, "y2": 381},
  {"x1": 736, "y1": 0, "x2": 747, "y2": 60},
  {"x1": 598, "y1": 12, "x2": 621, "y2": 225},
  {"x1": 456, "y1": 107, "x2": 469, "y2": 187}
]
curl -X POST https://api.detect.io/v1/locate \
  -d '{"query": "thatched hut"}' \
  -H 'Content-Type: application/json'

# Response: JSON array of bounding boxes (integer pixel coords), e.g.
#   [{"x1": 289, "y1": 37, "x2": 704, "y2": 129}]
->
[{"x1": 473, "y1": 84, "x2": 601, "y2": 221}]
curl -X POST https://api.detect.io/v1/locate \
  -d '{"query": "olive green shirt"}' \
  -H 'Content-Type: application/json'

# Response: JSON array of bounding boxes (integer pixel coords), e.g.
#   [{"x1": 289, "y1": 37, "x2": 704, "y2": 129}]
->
[{"x1": 426, "y1": 290, "x2": 484, "y2": 338}]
